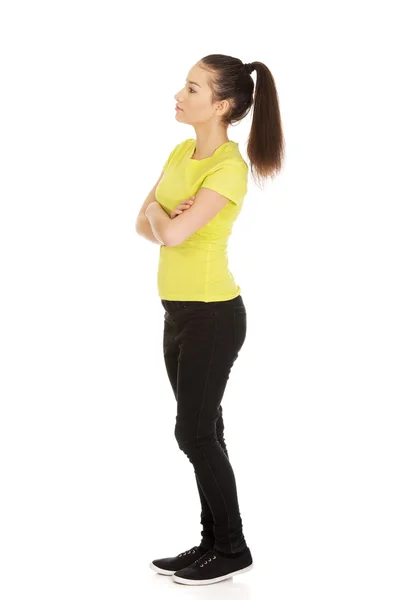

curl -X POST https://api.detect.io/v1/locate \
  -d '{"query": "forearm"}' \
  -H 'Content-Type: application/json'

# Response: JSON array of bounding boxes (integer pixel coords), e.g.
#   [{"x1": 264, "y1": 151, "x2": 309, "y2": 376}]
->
[
  {"x1": 135, "y1": 215, "x2": 164, "y2": 245},
  {"x1": 145, "y1": 202, "x2": 171, "y2": 246}
]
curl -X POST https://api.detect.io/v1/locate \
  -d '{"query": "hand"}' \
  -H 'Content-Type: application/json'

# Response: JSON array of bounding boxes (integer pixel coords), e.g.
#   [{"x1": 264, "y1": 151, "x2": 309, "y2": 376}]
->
[{"x1": 170, "y1": 196, "x2": 196, "y2": 219}]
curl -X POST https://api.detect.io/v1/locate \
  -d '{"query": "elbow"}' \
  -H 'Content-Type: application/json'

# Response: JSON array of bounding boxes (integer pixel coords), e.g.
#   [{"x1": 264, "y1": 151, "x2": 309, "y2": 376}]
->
[
  {"x1": 135, "y1": 215, "x2": 145, "y2": 233},
  {"x1": 134, "y1": 220, "x2": 142, "y2": 236}
]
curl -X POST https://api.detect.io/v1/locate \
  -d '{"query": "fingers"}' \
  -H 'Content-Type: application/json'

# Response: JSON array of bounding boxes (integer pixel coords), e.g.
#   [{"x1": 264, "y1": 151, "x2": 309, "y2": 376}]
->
[
  {"x1": 172, "y1": 196, "x2": 196, "y2": 218},
  {"x1": 181, "y1": 198, "x2": 195, "y2": 209}
]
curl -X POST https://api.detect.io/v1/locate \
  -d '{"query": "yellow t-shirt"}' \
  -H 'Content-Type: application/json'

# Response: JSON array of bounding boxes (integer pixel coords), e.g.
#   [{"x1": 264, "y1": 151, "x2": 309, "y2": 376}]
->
[{"x1": 155, "y1": 138, "x2": 248, "y2": 302}]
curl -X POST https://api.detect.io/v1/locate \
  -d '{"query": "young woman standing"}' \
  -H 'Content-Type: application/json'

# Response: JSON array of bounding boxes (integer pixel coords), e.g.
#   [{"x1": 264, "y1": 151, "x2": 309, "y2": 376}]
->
[{"x1": 136, "y1": 54, "x2": 285, "y2": 586}]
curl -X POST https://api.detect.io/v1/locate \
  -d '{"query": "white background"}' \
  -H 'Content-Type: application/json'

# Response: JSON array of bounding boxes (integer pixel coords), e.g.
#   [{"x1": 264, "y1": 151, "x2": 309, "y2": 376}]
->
[{"x1": 1, "y1": 1, "x2": 399, "y2": 599}]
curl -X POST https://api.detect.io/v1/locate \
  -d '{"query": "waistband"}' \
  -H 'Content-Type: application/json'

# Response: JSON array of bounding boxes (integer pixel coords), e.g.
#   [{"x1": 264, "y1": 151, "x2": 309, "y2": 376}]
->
[{"x1": 161, "y1": 294, "x2": 245, "y2": 313}]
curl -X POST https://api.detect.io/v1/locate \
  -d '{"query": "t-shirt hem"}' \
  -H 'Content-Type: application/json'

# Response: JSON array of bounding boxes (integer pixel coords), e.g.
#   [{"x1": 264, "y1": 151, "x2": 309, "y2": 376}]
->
[{"x1": 159, "y1": 291, "x2": 241, "y2": 302}]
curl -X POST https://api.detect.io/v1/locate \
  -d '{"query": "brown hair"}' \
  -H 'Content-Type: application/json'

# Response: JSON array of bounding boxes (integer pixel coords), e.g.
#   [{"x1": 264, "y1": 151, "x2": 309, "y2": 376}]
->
[{"x1": 199, "y1": 54, "x2": 285, "y2": 189}]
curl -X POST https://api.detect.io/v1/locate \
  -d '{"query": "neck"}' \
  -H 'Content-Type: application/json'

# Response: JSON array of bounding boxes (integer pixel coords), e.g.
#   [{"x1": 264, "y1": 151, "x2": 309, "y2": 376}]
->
[{"x1": 191, "y1": 126, "x2": 230, "y2": 159}]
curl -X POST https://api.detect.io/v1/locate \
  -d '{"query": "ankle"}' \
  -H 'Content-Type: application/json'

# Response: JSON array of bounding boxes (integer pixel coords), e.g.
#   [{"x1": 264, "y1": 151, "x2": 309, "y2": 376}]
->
[
  {"x1": 198, "y1": 542, "x2": 214, "y2": 552},
  {"x1": 214, "y1": 547, "x2": 248, "y2": 559}
]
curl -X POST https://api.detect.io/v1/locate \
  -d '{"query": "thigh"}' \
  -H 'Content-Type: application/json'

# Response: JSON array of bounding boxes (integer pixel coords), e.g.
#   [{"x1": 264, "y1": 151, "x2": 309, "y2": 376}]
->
[
  {"x1": 163, "y1": 313, "x2": 179, "y2": 399},
  {"x1": 175, "y1": 305, "x2": 240, "y2": 444}
]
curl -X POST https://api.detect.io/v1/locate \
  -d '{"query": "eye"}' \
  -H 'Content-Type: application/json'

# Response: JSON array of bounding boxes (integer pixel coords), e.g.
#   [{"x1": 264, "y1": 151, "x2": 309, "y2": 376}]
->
[{"x1": 185, "y1": 83, "x2": 195, "y2": 93}]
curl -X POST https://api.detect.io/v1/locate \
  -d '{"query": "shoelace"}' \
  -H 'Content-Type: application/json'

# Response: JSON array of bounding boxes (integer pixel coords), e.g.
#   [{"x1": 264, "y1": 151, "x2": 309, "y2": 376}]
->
[
  {"x1": 193, "y1": 548, "x2": 217, "y2": 568},
  {"x1": 177, "y1": 546, "x2": 198, "y2": 558}
]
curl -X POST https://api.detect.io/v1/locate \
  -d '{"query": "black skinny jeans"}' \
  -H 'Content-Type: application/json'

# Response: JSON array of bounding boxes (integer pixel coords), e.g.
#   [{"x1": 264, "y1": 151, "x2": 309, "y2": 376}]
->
[{"x1": 161, "y1": 294, "x2": 248, "y2": 554}]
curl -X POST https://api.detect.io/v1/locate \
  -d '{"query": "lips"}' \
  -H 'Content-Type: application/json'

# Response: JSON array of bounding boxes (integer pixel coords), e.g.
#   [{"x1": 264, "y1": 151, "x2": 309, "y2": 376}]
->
[{"x1": 176, "y1": 105, "x2": 183, "y2": 110}]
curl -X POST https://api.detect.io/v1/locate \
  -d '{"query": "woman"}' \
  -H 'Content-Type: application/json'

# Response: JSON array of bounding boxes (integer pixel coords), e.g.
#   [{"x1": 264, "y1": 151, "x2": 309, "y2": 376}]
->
[{"x1": 138, "y1": 54, "x2": 285, "y2": 586}]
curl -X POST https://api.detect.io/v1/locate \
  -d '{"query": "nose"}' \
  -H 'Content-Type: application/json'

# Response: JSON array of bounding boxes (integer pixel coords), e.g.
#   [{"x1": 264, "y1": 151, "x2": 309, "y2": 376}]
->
[{"x1": 174, "y1": 87, "x2": 185, "y2": 102}]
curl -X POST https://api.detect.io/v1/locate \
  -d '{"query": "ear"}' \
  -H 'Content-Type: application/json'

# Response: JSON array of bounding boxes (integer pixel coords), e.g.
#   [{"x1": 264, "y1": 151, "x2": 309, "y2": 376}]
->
[{"x1": 215, "y1": 98, "x2": 231, "y2": 117}]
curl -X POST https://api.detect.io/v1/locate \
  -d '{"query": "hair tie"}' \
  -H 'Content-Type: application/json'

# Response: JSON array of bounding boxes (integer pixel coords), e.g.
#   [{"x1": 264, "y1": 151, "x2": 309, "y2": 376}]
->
[{"x1": 244, "y1": 62, "x2": 255, "y2": 75}]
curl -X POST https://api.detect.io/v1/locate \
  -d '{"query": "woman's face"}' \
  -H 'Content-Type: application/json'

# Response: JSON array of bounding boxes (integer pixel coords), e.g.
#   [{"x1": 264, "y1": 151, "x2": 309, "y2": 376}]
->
[{"x1": 174, "y1": 63, "x2": 219, "y2": 125}]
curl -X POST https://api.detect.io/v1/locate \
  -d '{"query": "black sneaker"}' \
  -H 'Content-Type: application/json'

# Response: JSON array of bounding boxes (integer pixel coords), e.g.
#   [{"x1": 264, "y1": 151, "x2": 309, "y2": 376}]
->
[
  {"x1": 149, "y1": 544, "x2": 213, "y2": 576},
  {"x1": 172, "y1": 546, "x2": 253, "y2": 585}
]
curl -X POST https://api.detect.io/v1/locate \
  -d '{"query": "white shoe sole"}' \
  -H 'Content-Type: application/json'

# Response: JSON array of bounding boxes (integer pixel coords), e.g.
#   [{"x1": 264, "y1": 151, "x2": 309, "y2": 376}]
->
[
  {"x1": 172, "y1": 562, "x2": 253, "y2": 585},
  {"x1": 149, "y1": 562, "x2": 175, "y2": 576}
]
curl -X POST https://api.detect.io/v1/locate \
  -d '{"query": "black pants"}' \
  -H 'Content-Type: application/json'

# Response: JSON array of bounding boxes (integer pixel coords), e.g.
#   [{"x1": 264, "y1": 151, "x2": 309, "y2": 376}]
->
[{"x1": 161, "y1": 294, "x2": 248, "y2": 554}]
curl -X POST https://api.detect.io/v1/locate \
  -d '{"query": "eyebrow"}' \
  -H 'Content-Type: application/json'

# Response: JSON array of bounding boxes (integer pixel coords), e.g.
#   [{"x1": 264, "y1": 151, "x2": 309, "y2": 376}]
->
[{"x1": 186, "y1": 79, "x2": 201, "y2": 88}]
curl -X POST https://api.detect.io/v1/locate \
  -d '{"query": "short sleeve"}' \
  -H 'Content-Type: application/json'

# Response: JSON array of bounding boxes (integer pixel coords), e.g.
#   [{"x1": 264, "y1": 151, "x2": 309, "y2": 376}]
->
[{"x1": 200, "y1": 160, "x2": 248, "y2": 205}]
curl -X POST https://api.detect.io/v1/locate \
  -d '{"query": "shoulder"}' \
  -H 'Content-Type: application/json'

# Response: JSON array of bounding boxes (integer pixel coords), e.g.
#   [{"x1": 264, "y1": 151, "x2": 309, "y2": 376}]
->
[
  {"x1": 215, "y1": 142, "x2": 249, "y2": 172},
  {"x1": 208, "y1": 157, "x2": 249, "y2": 177},
  {"x1": 162, "y1": 139, "x2": 193, "y2": 170},
  {"x1": 200, "y1": 157, "x2": 249, "y2": 206},
  {"x1": 172, "y1": 138, "x2": 194, "y2": 151}
]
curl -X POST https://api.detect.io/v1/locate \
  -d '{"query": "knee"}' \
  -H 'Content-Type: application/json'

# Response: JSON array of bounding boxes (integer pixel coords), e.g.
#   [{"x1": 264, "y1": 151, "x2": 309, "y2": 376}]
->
[
  {"x1": 174, "y1": 421, "x2": 189, "y2": 450},
  {"x1": 174, "y1": 423, "x2": 217, "y2": 451}
]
